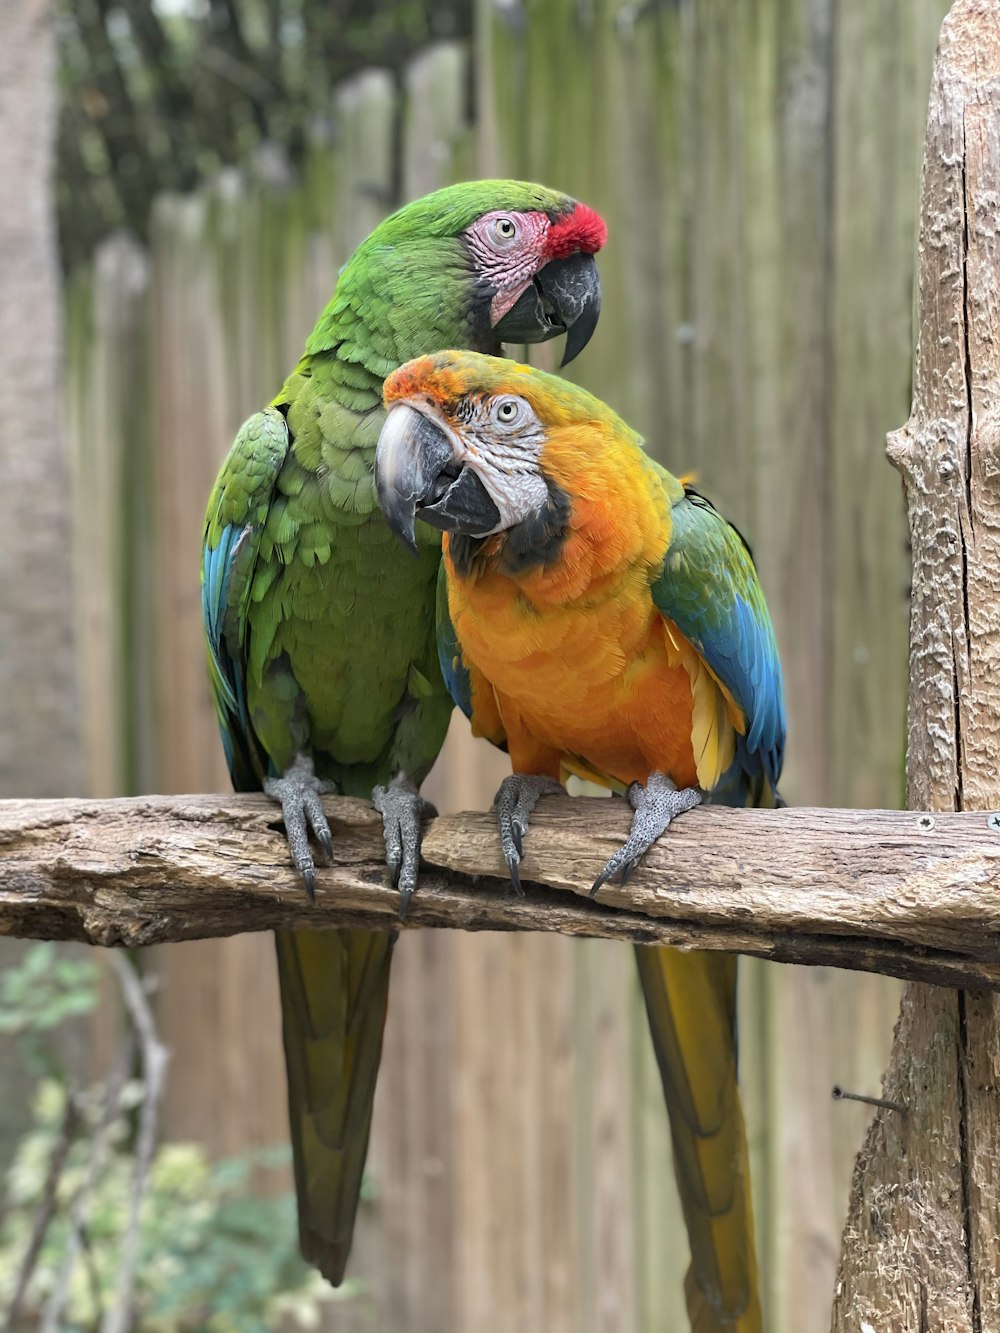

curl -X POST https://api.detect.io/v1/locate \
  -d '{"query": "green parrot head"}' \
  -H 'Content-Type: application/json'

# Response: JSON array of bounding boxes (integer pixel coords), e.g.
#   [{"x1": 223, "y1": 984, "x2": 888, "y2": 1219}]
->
[{"x1": 305, "y1": 180, "x2": 606, "y2": 372}]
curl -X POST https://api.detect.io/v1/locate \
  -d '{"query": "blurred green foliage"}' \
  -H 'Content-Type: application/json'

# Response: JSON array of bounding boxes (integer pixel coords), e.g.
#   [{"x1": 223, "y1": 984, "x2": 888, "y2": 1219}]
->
[
  {"x1": 56, "y1": 0, "x2": 474, "y2": 267},
  {"x1": 0, "y1": 946, "x2": 363, "y2": 1330},
  {"x1": 0, "y1": 944, "x2": 101, "y2": 1073}
]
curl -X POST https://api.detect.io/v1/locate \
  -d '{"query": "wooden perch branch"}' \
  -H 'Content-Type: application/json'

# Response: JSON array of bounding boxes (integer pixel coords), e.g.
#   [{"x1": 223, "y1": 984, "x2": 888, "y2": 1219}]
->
[{"x1": 4, "y1": 792, "x2": 1000, "y2": 990}]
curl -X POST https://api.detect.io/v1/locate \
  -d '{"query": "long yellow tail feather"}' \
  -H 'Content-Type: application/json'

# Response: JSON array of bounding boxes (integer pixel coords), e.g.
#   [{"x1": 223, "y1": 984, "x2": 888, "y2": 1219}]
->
[{"x1": 635, "y1": 945, "x2": 761, "y2": 1331}]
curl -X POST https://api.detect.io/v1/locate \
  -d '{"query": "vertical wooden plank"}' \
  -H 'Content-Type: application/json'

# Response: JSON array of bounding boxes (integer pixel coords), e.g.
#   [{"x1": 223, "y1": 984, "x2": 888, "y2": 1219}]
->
[
  {"x1": 332, "y1": 70, "x2": 397, "y2": 249},
  {"x1": 68, "y1": 237, "x2": 149, "y2": 800},
  {"x1": 532, "y1": 934, "x2": 582, "y2": 1333},
  {"x1": 382, "y1": 41, "x2": 584, "y2": 1333},
  {"x1": 574, "y1": 938, "x2": 639, "y2": 1333},
  {"x1": 829, "y1": 0, "x2": 943, "y2": 811},
  {"x1": 402, "y1": 43, "x2": 470, "y2": 201}
]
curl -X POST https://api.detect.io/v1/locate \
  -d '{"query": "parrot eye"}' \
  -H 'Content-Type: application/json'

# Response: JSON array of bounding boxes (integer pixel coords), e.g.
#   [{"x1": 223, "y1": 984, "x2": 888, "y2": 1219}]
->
[
  {"x1": 493, "y1": 397, "x2": 525, "y2": 427},
  {"x1": 491, "y1": 217, "x2": 518, "y2": 247}
]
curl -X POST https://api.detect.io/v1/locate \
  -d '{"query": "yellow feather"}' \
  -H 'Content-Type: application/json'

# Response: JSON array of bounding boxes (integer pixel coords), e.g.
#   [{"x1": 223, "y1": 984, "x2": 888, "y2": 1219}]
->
[{"x1": 679, "y1": 648, "x2": 737, "y2": 790}]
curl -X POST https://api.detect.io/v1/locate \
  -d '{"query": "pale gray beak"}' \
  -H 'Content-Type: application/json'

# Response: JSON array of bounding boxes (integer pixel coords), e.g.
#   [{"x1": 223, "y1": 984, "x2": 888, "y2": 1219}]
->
[{"x1": 376, "y1": 404, "x2": 502, "y2": 552}]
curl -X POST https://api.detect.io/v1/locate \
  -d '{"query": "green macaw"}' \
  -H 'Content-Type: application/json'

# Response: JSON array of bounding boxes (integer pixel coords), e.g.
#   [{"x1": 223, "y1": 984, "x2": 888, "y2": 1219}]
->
[
  {"x1": 376, "y1": 350, "x2": 786, "y2": 1332},
  {"x1": 200, "y1": 182, "x2": 606, "y2": 1282}
]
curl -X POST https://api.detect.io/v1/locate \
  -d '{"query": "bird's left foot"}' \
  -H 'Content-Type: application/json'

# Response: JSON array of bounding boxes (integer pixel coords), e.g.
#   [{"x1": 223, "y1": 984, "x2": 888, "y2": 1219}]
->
[
  {"x1": 494, "y1": 773, "x2": 564, "y2": 895},
  {"x1": 264, "y1": 753, "x2": 337, "y2": 900},
  {"x1": 371, "y1": 776, "x2": 436, "y2": 917},
  {"x1": 590, "y1": 772, "x2": 701, "y2": 896}
]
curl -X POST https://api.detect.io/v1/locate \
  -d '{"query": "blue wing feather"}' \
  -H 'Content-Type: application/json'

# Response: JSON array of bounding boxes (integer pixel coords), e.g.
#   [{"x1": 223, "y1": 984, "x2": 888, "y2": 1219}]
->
[{"x1": 652, "y1": 485, "x2": 785, "y2": 799}]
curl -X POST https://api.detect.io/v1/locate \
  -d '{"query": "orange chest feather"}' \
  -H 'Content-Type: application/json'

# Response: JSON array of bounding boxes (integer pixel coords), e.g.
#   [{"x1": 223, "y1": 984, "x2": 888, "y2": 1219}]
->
[{"x1": 445, "y1": 556, "x2": 700, "y2": 789}]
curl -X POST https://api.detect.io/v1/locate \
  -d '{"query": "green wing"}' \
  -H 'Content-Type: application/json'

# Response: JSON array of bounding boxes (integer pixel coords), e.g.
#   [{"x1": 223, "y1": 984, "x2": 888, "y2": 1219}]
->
[{"x1": 201, "y1": 406, "x2": 289, "y2": 789}]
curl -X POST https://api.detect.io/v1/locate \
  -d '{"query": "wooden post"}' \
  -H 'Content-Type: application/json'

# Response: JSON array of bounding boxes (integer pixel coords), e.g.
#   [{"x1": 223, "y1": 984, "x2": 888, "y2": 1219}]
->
[{"x1": 831, "y1": 3, "x2": 1000, "y2": 1328}]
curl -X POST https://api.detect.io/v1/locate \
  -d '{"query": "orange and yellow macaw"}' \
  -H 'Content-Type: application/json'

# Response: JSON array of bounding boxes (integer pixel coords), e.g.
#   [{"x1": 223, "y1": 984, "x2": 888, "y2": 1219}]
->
[{"x1": 375, "y1": 350, "x2": 785, "y2": 1333}]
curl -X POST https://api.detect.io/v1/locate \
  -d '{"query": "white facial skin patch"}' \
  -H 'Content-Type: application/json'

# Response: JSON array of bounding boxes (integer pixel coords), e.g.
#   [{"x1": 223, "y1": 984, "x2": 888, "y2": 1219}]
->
[
  {"x1": 463, "y1": 211, "x2": 551, "y2": 324},
  {"x1": 447, "y1": 394, "x2": 551, "y2": 533}
]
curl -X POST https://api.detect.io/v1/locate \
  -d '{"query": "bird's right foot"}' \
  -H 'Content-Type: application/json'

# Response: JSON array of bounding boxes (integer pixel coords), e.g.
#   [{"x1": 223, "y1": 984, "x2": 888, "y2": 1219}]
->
[
  {"x1": 264, "y1": 753, "x2": 337, "y2": 900},
  {"x1": 372, "y1": 775, "x2": 436, "y2": 918},
  {"x1": 493, "y1": 773, "x2": 563, "y2": 894}
]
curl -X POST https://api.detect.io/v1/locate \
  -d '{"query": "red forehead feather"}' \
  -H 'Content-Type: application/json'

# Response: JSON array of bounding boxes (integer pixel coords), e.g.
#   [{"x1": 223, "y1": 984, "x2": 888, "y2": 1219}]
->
[{"x1": 544, "y1": 203, "x2": 607, "y2": 260}]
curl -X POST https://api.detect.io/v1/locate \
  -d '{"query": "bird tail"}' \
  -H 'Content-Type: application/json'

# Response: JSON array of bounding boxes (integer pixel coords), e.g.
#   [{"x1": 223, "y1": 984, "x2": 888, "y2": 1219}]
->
[
  {"x1": 634, "y1": 945, "x2": 761, "y2": 1331},
  {"x1": 275, "y1": 927, "x2": 394, "y2": 1284},
  {"x1": 634, "y1": 768, "x2": 773, "y2": 1331}
]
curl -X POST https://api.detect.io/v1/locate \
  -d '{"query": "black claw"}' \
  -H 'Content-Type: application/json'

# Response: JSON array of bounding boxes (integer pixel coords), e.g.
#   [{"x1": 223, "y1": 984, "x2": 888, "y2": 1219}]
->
[
  {"x1": 317, "y1": 829, "x2": 334, "y2": 861},
  {"x1": 590, "y1": 869, "x2": 611, "y2": 898},
  {"x1": 620, "y1": 860, "x2": 635, "y2": 887},
  {"x1": 512, "y1": 823, "x2": 524, "y2": 857},
  {"x1": 388, "y1": 856, "x2": 401, "y2": 890},
  {"x1": 398, "y1": 886, "x2": 413, "y2": 920},
  {"x1": 302, "y1": 866, "x2": 316, "y2": 903},
  {"x1": 506, "y1": 853, "x2": 523, "y2": 896}
]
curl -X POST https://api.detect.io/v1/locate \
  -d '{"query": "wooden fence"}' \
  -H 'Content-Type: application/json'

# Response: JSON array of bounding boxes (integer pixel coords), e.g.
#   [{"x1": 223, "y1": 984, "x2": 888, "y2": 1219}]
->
[{"x1": 64, "y1": 2, "x2": 949, "y2": 1328}]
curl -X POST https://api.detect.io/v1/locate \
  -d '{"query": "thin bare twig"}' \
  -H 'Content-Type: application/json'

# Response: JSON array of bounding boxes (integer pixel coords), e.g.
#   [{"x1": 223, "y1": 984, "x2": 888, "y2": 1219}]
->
[{"x1": 101, "y1": 955, "x2": 169, "y2": 1333}]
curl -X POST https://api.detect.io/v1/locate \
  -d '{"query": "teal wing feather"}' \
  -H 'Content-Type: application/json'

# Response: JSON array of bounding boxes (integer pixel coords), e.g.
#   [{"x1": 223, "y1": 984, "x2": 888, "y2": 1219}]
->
[
  {"x1": 652, "y1": 484, "x2": 785, "y2": 797},
  {"x1": 435, "y1": 560, "x2": 473, "y2": 721},
  {"x1": 201, "y1": 406, "x2": 289, "y2": 790}
]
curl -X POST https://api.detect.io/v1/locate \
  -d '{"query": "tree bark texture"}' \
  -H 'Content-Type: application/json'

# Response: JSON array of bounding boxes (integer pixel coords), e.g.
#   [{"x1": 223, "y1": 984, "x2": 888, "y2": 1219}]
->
[
  {"x1": 0, "y1": 0, "x2": 83, "y2": 800},
  {"x1": 5, "y1": 794, "x2": 1000, "y2": 993},
  {"x1": 831, "y1": 3, "x2": 1000, "y2": 1329}
]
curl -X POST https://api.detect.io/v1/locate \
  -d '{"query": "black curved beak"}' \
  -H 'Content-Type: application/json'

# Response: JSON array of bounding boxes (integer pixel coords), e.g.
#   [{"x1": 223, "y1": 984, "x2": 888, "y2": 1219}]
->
[
  {"x1": 376, "y1": 403, "x2": 502, "y2": 553},
  {"x1": 493, "y1": 251, "x2": 601, "y2": 367}
]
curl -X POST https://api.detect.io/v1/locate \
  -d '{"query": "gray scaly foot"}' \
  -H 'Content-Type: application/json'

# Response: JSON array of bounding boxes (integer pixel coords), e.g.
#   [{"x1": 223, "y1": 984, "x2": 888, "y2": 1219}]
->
[
  {"x1": 590, "y1": 772, "x2": 702, "y2": 897},
  {"x1": 371, "y1": 776, "x2": 436, "y2": 917},
  {"x1": 494, "y1": 773, "x2": 563, "y2": 894},
  {"x1": 264, "y1": 753, "x2": 337, "y2": 900}
]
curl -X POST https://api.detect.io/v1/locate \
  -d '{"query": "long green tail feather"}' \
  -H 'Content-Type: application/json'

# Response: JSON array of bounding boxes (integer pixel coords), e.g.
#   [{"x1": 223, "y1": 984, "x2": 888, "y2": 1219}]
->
[{"x1": 275, "y1": 927, "x2": 395, "y2": 1283}]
